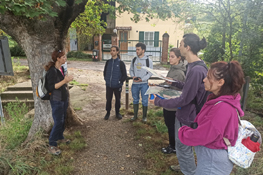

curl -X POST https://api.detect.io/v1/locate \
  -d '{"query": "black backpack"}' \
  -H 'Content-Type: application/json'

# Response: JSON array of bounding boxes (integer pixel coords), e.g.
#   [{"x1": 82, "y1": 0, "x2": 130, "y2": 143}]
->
[
  {"x1": 132, "y1": 56, "x2": 149, "y2": 67},
  {"x1": 188, "y1": 61, "x2": 211, "y2": 114}
]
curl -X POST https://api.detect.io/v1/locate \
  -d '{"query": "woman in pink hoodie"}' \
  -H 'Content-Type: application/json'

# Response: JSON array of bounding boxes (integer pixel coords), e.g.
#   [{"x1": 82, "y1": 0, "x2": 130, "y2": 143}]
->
[{"x1": 178, "y1": 61, "x2": 245, "y2": 175}]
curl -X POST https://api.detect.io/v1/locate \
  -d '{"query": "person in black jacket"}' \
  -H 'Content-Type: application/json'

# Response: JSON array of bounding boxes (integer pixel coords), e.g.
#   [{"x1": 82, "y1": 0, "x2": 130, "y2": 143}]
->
[
  {"x1": 45, "y1": 50, "x2": 73, "y2": 155},
  {"x1": 103, "y1": 46, "x2": 127, "y2": 120}
]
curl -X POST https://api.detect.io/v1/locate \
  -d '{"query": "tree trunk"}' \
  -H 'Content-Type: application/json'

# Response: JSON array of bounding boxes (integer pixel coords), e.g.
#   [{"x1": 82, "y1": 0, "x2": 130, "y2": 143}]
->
[{"x1": 0, "y1": 1, "x2": 88, "y2": 141}]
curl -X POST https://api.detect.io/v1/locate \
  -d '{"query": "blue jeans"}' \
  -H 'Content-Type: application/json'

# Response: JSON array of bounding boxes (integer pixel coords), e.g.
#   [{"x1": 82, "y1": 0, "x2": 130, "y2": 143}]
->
[
  {"x1": 49, "y1": 100, "x2": 68, "y2": 147},
  {"x1": 131, "y1": 83, "x2": 149, "y2": 106}
]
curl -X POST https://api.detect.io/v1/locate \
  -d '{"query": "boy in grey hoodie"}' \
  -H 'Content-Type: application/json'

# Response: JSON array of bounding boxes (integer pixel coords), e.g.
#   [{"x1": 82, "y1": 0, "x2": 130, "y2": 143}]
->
[{"x1": 129, "y1": 43, "x2": 153, "y2": 122}]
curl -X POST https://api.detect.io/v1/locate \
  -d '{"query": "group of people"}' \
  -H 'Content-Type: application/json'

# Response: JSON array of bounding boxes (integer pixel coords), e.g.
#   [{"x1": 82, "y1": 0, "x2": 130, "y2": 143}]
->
[
  {"x1": 44, "y1": 33, "x2": 245, "y2": 175},
  {"x1": 103, "y1": 42, "x2": 153, "y2": 123}
]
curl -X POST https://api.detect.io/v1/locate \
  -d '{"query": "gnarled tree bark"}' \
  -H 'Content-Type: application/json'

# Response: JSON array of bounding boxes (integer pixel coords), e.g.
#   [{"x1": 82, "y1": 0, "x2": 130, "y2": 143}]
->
[{"x1": 0, "y1": 1, "x2": 88, "y2": 141}]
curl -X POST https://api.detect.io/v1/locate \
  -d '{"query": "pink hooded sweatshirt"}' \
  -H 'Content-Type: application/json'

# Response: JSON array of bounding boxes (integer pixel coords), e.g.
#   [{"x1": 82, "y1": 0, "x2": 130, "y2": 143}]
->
[{"x1": 178, "y1": 94, "x2": 244, "y2": 150}]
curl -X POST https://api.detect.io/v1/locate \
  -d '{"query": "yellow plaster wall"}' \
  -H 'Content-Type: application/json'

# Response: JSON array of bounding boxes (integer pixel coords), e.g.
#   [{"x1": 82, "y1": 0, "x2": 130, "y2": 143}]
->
[{"x1": 115, "y1": 11, "x2": 185, "y2": 47}]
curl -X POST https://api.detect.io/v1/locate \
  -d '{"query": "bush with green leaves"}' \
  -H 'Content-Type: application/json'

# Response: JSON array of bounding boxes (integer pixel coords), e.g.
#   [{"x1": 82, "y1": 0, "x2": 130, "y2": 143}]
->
[
  {"x1": 10, "y1": 44, "x2": 26, "y2": 57},
  {"x1": 67, "y1": 51, "x2": 92, "y2": 59}
]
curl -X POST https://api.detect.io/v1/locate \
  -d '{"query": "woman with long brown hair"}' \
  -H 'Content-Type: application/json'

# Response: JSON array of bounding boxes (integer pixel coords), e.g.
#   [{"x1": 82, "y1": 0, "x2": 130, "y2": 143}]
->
[{"x1": 45, "y1": 50, "x2": 73, "y2": 155}]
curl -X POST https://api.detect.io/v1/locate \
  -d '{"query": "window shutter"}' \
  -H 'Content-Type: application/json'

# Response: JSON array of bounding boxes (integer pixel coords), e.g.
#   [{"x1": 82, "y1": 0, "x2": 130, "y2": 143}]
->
[
  {"x1": 154, "y1": 31, "x2": 159, "y2": 47},
  {"x1": 139, "y1": 31, "x2": 144, "y2": 43}
]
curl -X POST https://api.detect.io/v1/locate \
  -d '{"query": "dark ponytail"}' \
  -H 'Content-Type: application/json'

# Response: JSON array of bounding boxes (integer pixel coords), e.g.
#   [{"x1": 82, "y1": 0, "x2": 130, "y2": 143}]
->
[
  {"x1": 199, "y1": 37, "x2": 207, "y2": 50},
  {"x1": 111, "y1": 46, "x2": 121, "y2": 60},
  {"x1": 44, "y1": 50, "x2": 65, "y2": 71},
  {"x1": 183, "y1": 33, "x2": 207, "y2": 55}
]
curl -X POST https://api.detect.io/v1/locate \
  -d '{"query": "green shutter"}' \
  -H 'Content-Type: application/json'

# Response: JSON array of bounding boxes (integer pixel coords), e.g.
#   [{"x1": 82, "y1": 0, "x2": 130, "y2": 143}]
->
[
  {"x1": 139, "y1": 31, "x2": 144, "y2": 43},
  {"x1": 154, "y1": 31, "x2": 159, "y2": 47}
]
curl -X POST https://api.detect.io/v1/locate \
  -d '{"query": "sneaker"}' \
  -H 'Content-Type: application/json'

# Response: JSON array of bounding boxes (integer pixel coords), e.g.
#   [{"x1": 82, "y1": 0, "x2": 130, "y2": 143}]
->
[
  {"x1": 170, "y1": 165, "x2": 180, "y2": 172},
  {"x1": 116, "y1": 113, "x2": 122, "y2": 120},
  {"x1": 48, "y1": 146, "x2": 61, "y2": 156},
  {"x1": 161, "y1": 145, "x2": 176, "y2": 154},
  {"x1": 104, "y1": 113, "x2": 110, "y2": 120},
  {"x1": 57, "y1": 139, "x2": 71, "y2": 145}
]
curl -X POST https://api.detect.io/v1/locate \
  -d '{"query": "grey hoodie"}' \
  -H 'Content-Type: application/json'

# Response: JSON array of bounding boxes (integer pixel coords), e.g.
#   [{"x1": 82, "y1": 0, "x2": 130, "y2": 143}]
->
[
  {"x1": 162, "y1": 61, "x2": 186, "y2": 111},
  {"x1": 162, "y1": 61, "x2": 186, "y2": 89},
  {"x1": 129, "y1": 55, "x2": 153, "y2": 84}
]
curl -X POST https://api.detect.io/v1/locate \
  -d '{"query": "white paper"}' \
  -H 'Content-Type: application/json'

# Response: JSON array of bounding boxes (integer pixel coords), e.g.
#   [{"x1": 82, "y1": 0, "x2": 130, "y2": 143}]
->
[
  {"x1": 145, "y1": 86, "x2": 182, "y2": 99},
  {"x1": 142, "y1": 66, "x2": 177, "y2": 82}
]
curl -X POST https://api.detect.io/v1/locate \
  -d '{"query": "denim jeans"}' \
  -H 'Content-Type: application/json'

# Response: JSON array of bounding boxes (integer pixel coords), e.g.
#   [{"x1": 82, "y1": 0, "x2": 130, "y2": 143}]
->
[
  {"x1": 49, "y1": 100, "x2": 68, "y2": 147},
  {"x1": 131, "y1": 83, "x2": 149, "y2": 106}
]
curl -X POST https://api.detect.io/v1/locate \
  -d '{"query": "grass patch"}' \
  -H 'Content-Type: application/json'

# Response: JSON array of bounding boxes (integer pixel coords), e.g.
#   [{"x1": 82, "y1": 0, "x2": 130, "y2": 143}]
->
[
  {"x1": 74, "y1": 107, "x2": 82, "y2": 111},
  {"x1": 0, "y1": 100, "x2": 87, "y2": 175},
  {"x1": 69, "y1": 80, "x2": 79, "y2": 85},
  {"x1": 1, "y1": 100, "x2": 31, "y2": 149}
]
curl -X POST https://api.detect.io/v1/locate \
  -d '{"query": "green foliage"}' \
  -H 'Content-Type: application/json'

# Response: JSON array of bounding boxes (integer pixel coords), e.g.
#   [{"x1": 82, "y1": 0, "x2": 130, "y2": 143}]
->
[
  {"x1": 0, "y1": 0, "x2": 67, "y2": 18},
  {"x1": 69, "y1": 80, "x2": 79, "y2": 85},
  {"x1": 203, "y1": 36, "x2": 224, "y2": 63},
  {"x1": 247, "y1": 87, "x2": 263, "y2": 115},
  {"x1": 0, "y1": 100, "x2": 31, "y2": 149},
  {"x1": 67, "y1": 51, "x2": 92, "y2": 59},
  {"x1": 71, "y1": 0, "x2": 115, "y2": 38},
  {"x1": 10, "y1": 44, "x2": 26, "y2": 57}
]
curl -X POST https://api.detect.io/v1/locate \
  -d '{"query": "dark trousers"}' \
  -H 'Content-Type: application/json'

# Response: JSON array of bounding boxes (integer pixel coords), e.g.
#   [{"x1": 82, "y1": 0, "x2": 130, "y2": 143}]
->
[
  {"x1": 49, "y1": 100, "x2": 68, "y2": 147},
  {"x1": 163, "y1": 109, "x2": 176, "y2": 149},
  {"x1": 106, "y1": 86, "x2": 122, "y2": 114}
]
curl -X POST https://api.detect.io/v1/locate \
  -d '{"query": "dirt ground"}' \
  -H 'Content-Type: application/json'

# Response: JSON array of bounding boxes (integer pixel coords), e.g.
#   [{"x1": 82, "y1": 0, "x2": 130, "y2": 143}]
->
[{"x1": 59, "y1": 61, "x2": 167, "y2": 175}]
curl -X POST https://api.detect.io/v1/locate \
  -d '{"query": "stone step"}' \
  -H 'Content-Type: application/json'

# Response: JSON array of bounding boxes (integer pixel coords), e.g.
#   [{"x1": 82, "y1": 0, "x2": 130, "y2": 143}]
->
[
  {"x1": 7, "y1": 85, "x2": 73, "y2": 91},
  {"x1": 0, "y1": 91, "x2": 33, "y2": 100},
  {"x1": 7, "y1": 86, "x2": 33, "y2": 91},
  {"x1": 1, "y1": 99, "x2": 34, "y2": 108}
]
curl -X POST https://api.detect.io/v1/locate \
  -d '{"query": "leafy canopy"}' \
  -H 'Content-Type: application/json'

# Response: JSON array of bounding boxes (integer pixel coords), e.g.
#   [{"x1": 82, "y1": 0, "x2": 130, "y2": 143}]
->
[{"x1": 0, "y1": 0, "x2": 83, "y2": 17}]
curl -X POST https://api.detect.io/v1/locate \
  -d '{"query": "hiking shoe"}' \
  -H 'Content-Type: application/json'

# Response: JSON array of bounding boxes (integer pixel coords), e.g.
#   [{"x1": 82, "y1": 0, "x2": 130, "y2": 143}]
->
[
  {"x1": 48, "y1": 146, "x2": 61, "y2": 156},
  {"x1": 116, "y1": 113, "x2": 122, "y2": 120},
  {"x1": 170, "y1": 165, "x2": 180, "y2": 172},
  {"x1": 161, "y1": 145, "x2": 176, "y2": 154},
  {"x1": 57, "y1": 139, "x2": 71, "y2": 145},
  {"x1": 104, "y1": 113, "x2": 110, "y2": 120}
]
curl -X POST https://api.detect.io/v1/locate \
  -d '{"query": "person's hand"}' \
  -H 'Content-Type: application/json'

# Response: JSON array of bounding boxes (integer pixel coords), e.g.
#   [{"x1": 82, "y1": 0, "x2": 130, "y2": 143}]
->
[
  {"x1": 64, "y1": 74, "x2": 73, "y2": 83},
  {"x1": 133, "y1": 77, "x2": 142, "y2": 82},
  {"x1": 178, "y1": 127, "x2": 181, "y2": 132},
  {"x1": 165, "y1": 77, "x2": 173, "y2": 84},
  {"x1": 149, "y1": 94, "x2": 157, "y2": 104},
  {"x1": 149, "y1": 83, "x2": 156, "y2": 86}
]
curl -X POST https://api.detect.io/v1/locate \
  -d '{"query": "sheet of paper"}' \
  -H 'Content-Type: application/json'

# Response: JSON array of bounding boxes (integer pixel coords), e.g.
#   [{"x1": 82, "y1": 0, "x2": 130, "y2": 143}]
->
[
  {"x1": 142, "y1": 66, "x2": 177, "y2": 82},
  {"x1": 145, "y1": 86, "x2": 182, "y2": 99}
]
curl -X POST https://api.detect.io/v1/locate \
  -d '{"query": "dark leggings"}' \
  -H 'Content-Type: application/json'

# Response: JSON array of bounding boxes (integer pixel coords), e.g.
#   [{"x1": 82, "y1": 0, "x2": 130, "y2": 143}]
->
[{"x1": 163, "y1": 109, "x2": 176, "y2": 149}]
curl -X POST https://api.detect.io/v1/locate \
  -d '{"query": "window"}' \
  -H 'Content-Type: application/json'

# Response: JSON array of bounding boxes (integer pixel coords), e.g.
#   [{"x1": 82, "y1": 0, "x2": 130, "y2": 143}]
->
[
  {"x1": 145, "y1": 32, "x2": 154, "y2": 46},
  {"x1": 139, "y1": 31, "x2": 159, "y2": 47}
]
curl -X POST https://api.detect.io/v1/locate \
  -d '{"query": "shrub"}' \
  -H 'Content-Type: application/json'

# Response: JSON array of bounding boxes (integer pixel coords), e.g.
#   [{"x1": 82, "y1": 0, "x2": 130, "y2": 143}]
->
[
  {"x1": 67, "y1": 51, "x2": 92, "y2": 59},
  {"x1": 10, "y1": 44, "x2": 26, "y2": 57}
]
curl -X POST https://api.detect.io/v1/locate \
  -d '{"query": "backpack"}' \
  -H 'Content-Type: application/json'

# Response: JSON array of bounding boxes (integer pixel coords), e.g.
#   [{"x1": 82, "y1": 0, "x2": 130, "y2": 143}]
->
[
  {"x1": 188, "y1": 61, "x2": 211, "y2": 114},
  {"x1": 214, "y1": 102, "x2": 262, "y2": 168},
  {"x1": 132, "y1": 56, "x2": 149, "y2": 67},
  {"x1": 132, "y1": 56, "x2": 149, "y2": 75},
  {"x1": 36, "y1": 70, "x2": 51, "y2": 100}
]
